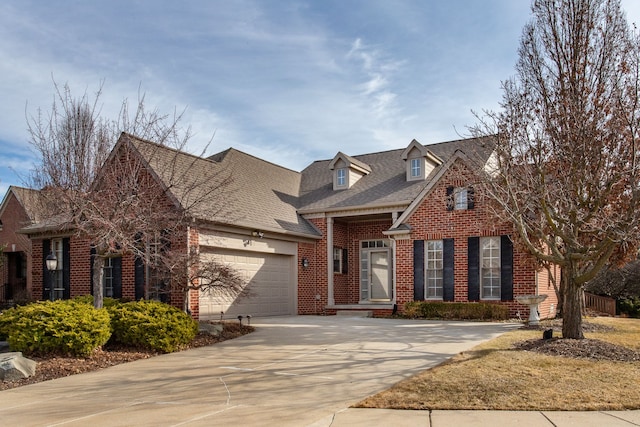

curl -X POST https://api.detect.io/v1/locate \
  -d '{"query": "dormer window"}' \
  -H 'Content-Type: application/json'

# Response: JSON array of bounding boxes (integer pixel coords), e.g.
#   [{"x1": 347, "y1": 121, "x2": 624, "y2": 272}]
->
[
  {"x1": 329, "y1": 152, "x2": 371, "y2": 190},
  {"x1": 336, "y1": 168, "x2": 347, "y2": 187},
  {"x1": 401, "y1": 139, "x2": 442, "y2": 182},
  {"x1": 410, "y1": 158, "x2": 421, "y2": 178}
]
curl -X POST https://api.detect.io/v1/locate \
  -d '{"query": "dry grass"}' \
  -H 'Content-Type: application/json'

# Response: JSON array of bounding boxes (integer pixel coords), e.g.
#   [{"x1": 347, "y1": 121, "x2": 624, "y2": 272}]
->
[{"x1": 356, "y1": 317, "x2": 640, "y2": 411}]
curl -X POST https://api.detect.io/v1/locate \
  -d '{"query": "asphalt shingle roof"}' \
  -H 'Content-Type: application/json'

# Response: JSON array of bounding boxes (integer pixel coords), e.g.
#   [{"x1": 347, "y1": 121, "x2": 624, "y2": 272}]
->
[
  {"x1": 298, "y1": 136, "x2": 494, "y2": 213},
  {"x1": 126, "y1": 133, "x2": 320, "y2": 238}
]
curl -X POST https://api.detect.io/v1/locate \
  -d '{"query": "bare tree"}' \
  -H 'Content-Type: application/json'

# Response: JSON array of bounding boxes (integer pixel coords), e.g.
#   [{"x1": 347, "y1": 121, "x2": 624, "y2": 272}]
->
[
  {"x1": 472, "y1": 0, "x2": 640, "y2": 338},
  {"x1": 26, "y1": 80, "x2": 236, "y2": 309},
  {"x1": 160, "y1": 249, "x2": 249, "y2": 314}
]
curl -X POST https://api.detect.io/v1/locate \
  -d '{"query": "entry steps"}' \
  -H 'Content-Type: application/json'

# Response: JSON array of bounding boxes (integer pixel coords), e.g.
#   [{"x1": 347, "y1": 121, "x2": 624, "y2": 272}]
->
[{"x1": 335, "y1": 310, "x2": 373, "y2": 318}]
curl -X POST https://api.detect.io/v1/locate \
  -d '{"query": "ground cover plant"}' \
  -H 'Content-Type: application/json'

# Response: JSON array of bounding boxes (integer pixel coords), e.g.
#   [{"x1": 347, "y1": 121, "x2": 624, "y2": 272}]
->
[{"x1": 356, "y1": 317, "x2": 640, "y2": 411}]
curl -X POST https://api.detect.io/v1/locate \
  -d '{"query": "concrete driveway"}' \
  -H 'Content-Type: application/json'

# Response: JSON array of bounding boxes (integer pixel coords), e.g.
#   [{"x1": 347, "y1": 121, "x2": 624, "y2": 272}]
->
[{"x1": 0, "y1": 316, "x2": 517, "y2": 426}]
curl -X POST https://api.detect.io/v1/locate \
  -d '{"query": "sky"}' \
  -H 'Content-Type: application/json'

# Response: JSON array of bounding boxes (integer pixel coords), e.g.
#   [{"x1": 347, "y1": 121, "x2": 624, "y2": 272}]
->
[{"x1": 1, "y1": 0, "x2": 640, "y2": 197}]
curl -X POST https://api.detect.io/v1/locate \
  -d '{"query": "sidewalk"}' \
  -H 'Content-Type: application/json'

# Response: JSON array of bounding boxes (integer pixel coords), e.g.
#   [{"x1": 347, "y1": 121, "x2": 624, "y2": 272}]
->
[{"x1": 324, "y1": 408, "x2": 640, "y2": 426}]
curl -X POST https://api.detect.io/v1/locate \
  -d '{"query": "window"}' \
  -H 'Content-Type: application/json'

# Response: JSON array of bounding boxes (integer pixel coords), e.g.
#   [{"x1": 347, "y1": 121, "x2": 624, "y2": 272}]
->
[
  {"x1": 410, "y1": 158, "x2": 421, "y2": 178},
  {"x1": 148, "y1": 232, "x2": 171, "y2": 302},
  {"x1": 16, "y1": 252, "x2": 26, "y2": 279},
  {"x1": 425, "y1": 240, "x2": 443, "y2": 299},
  {"x1": 336, "y1": 168, "x2": 346, "y2": 187},
  {"x1": 333, "y1": 247, "x2": 343, "y2": 273},
  {"x1": 103, "y1": 257, "x2": 114, "y2": 298},
  {"x1": 481, "y1": 237, "x2": 501, "y2": 299},
  {"x1": 51, "y1": 239, "x2": 64, "y2": 300},
  {"x1": 447, "y1": 186, "x2": 474, "y2": 210}
]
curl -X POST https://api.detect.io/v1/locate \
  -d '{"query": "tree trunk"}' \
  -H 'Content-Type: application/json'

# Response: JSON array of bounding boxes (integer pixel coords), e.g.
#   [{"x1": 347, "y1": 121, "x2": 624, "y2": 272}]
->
[
  {"x1": 561, "y1": 269, "x2": 584, "y2": 339},
  {"x1": 92, "y1": 255, "x2": 105, "y2": 309}
]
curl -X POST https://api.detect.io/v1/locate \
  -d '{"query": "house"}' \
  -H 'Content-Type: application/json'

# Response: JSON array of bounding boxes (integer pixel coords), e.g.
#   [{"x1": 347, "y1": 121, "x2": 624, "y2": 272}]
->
[
  {"x1": 0, "y1": 186, "x2": 43, "y2": 306},
  {"x1": 12, "y1": 132, "x2": 558, "y2": 319}
]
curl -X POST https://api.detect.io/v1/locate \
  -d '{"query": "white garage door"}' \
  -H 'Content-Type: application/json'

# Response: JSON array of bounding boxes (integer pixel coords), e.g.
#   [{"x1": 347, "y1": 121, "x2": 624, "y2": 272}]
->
[{"x1": 199, "y1": 249, "x2": 294, "y2": 319}]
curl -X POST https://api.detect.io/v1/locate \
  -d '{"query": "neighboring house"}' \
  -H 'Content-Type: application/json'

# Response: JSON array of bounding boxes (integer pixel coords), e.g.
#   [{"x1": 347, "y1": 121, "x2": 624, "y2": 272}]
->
[
  {"x1": 14, "y1": 132, "x2": 558, "y2": 319},
  {"x1": 0, "y1": 186, "x2": 42, "y2": 305}
]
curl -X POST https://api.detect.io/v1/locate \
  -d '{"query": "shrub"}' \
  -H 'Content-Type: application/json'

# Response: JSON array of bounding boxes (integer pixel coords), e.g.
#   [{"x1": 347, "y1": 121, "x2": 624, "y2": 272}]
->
[
  {"x1": 0, "y1": 300, "x2": 111, "y2": 357},
  {"x1": 107, "y1": 300, "x2": 198, "y2": 353},
  {"x1": 618, "y1": 297, "x2": 640, "y2": 318},
  {"x1": 403, "y1": 301, "x2": 510, "y2": 321}
]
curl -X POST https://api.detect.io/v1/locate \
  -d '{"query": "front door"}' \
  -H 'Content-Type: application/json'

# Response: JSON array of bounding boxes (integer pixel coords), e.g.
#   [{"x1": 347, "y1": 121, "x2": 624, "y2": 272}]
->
[{"x1": 369, "y1": 250, "x2": 391, "y2": 301}]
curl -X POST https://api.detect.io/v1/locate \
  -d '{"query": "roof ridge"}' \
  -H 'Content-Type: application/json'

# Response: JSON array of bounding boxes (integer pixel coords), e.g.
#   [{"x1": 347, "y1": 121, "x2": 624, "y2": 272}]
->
[{"x1": 211, "y1": 147, "x2": 301, "y2": 175}]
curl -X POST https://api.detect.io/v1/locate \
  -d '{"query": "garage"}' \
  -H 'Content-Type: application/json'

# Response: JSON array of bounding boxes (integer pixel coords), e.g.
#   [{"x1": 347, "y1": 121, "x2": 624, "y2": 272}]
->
[{"x1": 198, "y1": 248, "x2": 295, "y2": 319}]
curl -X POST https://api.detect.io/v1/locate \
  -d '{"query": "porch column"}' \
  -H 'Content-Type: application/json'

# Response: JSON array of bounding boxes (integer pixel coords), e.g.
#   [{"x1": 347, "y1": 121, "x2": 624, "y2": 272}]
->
[{"x1": 327, "y1": 216, "x2": 335, "y2": 306}]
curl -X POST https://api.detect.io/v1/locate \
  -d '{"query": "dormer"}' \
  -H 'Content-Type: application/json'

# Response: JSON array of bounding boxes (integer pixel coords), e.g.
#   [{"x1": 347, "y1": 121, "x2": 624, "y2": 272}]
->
[
  {"x1": 401, "y1": 139, "x2": 443, "y2": 182},
  {"x1": 329, "y1": 152, "x2": 371, "y2": 190}
]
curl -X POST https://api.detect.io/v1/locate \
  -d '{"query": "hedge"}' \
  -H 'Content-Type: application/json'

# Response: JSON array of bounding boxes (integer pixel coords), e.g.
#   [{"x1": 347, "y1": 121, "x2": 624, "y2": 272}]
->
[{"x1": 404, "y1": 301, "x2": 510, "y2": 320}]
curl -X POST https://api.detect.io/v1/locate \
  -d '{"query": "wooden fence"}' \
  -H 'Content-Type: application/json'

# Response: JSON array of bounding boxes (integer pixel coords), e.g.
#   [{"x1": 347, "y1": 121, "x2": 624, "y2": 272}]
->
[{"x1": 584, "y1": 292, "x2": 616, "y2": 316}]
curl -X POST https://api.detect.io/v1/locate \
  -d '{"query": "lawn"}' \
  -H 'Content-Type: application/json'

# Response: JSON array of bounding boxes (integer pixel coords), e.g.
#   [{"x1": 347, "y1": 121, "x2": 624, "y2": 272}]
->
[{"x1": 356, "y1": 317, "x2": 640, "y2": 411}]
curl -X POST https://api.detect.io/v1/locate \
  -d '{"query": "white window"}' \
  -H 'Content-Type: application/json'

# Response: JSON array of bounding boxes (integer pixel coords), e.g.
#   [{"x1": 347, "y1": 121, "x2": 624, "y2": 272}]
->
[
  {"x1": 454, "y1": 187, "x2": 468, "y2": 210},
  {"x1": 410, "y1": 158, "x2": 421, "y2": 178},
  {"x1": 51, "y1": 239, "x2": 64, "y2": 300},
  {"x1": 333, "y1": 247, "x2": 343, "y2": 273},
  {"x1": 103, "y1": 257, "x2": 114, "y2": 298},
  {"x1": 481, "y1": 237, "x2": 501, "y2": 299},
  {"x1": 425, "y1": 240, "x2": 443, "y2": 299},
  {"x1": 336, "y1": 168, "x2": 347, "y2": 187}
]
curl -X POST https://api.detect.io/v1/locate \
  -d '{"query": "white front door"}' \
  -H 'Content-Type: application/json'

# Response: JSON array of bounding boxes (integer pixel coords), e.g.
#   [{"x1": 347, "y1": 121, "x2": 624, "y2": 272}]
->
[{"x1": 369, "y1": 249, "x2": 391, "y2": 301}]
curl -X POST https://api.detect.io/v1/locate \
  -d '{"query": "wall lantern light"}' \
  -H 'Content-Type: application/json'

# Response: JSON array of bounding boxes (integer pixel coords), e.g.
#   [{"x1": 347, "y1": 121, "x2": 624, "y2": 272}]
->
[
  {"x1": 46, "y1": 251, "x2": 58, "y2": 272},
  {"x1": 45, "y1": 251, "x2": 58, "y2": 301},
  {"x1": 301, "y1": 257, "x2": 310, "y2": 268}
]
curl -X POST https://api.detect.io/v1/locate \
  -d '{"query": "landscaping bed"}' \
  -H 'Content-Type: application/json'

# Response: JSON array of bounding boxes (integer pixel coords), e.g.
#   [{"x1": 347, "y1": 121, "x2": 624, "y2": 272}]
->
[{"x1": 0, "y1": 322, "x2": 253, "y2": 391}]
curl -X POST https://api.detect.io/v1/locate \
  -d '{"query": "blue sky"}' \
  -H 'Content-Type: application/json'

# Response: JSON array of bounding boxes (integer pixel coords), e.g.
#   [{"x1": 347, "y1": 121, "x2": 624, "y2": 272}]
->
[{"x1": 1, "y1": 0, "x2": 639, "y2": 196}]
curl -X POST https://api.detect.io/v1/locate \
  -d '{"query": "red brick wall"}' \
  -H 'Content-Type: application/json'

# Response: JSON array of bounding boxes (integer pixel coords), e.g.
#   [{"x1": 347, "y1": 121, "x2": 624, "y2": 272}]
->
[
  {"x1": 31, "y1": 236, "x2": 93, "y2": 299},
  {"x1": 297, "y1": 218, "x2": 394, "y2": 313},
  {"x1": 298, "y1": 220, "x2": 326, "y2": 314},
  {"x1": 398, "y1": 158, "x2": 539, "y2": 317},
  {"x1": 0, "y1": 192, "x2": 34, "y2": 298}
]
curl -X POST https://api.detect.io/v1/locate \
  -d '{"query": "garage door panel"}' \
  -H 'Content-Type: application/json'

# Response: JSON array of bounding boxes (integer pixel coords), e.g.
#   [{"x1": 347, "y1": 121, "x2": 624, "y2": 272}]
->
[{"x1": 199, "y1": 249, "x2": 294, "y2": 319}]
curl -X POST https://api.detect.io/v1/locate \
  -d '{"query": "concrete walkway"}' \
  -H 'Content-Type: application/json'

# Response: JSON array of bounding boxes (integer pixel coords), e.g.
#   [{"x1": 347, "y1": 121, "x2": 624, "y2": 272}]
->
[{"x1": 0, "y1": 316, "x2": 638, "y2": 426}]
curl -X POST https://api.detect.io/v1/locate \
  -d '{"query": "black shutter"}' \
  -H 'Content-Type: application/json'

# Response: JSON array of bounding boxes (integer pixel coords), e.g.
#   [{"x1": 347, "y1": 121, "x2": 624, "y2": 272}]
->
[
  {"x1": 62, "y1": 238, "x2": 71, "y2": 299},
  {"x1": 468, "y1": 237, "x2": 480, "y2": 301},
  {"x1": 42, "y1": 239, "x2": 51, "y2": 300},
  {"x1": 467, "y1": 186, "x2": 475, "y2": 210},
  {"x1": 413, "y1": 240, "x2": 425, "y2": 301},
  {"x1": 342, "y1": 249, "x2": 348, "y2": 274},
  {"x1": 500, "y1": 235, "x2": 513, "y2": 301},
  {"x1": 134, "y1": 257, "x2": 145, "y2": 300},
  {"x1": 112, "y1": 257, "x2": 123, "y2": 299},
  {"x1": 446, "y1": 186, "x2": 454, "y2": 211},
  {"x1": 443, "y1": 238, "x2": 455, "y2": 301}
]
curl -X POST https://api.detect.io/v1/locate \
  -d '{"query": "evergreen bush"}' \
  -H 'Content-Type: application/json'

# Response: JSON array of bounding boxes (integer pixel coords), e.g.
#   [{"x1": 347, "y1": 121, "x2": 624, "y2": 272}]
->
[
  {"x1": 107, "y1": 300, "x2": 198, "y2": 353},
  {"x1": 0, "y1": 300, "x2": 111, "y2": 356}
]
